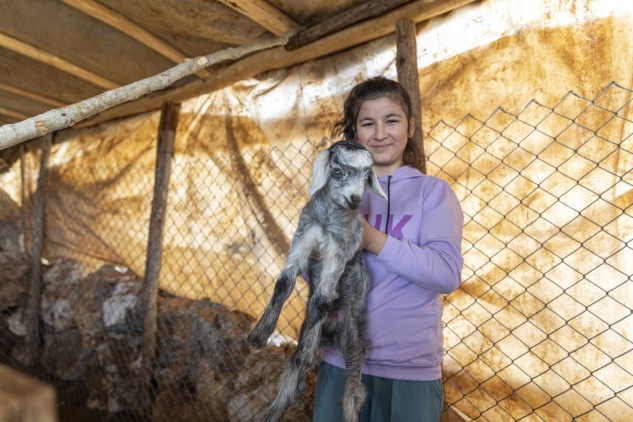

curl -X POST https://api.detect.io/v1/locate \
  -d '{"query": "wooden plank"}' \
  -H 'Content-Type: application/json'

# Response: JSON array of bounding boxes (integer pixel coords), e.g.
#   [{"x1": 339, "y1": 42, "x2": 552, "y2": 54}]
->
[
  {"x1": 218, "y1": 0, "x2": 300, "y2": 36},
  {"x1": 0, "y1": 83, "x2": 66, "y2": 108},
  {"x1": 285, "y1": 0, "x2": 411, "y2": 50},
  {"x1": 0, "y1": 364, "x2": 58, "y2": 422},
  {"x1": 59, "y1": 0, "x2": 210, "y2": 78},
  {"x1": 139, "y1": 101, "x2": 179, "y2": 414},
  {"x1": 71, "y1": 0, "x2": 476, "y2": 129},
  {"x1": 0, "y1": 32, "x2": 119, "y2": 90},
  {"x1": 0, "y1": 106, "x2": 29, "y2": 120},
  {"x1": 24, "y1": 133, "x2": 52, "y2": 365},
  {"x1": 396, "y1": 18, "x2": 425, "y2": 173}
]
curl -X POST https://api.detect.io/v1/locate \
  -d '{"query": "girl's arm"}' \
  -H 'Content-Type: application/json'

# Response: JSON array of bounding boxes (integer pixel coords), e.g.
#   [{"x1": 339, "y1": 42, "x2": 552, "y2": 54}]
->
[{"x1": 362, "y1": 180, "x2": 464, "y2": 294}]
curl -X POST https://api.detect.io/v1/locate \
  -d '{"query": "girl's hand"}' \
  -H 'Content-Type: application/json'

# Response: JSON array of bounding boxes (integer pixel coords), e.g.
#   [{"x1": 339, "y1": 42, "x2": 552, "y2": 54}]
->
[{"x1": 358, "y1": 213, "x2": 388, "y2": 255}]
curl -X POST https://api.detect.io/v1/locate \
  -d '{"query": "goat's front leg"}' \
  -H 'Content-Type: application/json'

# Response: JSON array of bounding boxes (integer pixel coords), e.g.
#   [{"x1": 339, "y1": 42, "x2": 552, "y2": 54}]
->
[
  {"x1": 247, "y1": 239, "x2": 309, "y2": 349},
  {"x1": 339, "y1": 254, "x2": 370, "y2": 422}
]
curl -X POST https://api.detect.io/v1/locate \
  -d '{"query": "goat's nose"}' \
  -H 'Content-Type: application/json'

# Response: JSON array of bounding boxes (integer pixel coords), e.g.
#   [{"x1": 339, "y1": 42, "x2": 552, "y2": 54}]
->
[{"x1": 350, "y1": 194, "x2": 361, "y2": 206}]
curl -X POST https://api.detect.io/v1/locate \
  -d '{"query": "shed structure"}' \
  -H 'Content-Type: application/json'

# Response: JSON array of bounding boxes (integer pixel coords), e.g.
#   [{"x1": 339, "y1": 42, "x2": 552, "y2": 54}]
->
[{"x1": 0, "y1": 1, "x2": 632, "y2": 421}]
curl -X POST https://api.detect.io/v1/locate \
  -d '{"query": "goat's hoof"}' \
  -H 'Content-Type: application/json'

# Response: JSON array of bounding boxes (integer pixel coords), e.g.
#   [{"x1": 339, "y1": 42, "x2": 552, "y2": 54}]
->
[{"x1": 247, "y1": 331, "x2": 267, "y2": 349}]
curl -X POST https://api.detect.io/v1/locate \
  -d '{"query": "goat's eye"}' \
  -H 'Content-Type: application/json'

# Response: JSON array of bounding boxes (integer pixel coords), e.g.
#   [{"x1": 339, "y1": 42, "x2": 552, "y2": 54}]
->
[{"x1": 331, "y1": 166, "x2": 343, "y2": 177}]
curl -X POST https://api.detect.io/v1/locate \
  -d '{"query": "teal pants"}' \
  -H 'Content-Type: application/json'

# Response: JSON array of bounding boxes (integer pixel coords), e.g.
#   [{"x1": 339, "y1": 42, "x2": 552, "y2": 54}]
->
[{"x1": 313, "y1": 362, "x2": 444, "y2": 422}]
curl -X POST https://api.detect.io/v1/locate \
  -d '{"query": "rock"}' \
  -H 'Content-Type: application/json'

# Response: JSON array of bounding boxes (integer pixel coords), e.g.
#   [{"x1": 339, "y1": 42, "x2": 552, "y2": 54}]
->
[
  {"x1": 0, "y1": 189, "x2": 20, "y2": 252},
  {"x1": 41, "y1": 259, "x2": 84, "y2": 332},
  {"x1": 40, "y1": 260, "x2": 90, "y2": 380},
  {"x1": 152, "y1": 389, "x2": 225, "y2": 422},
  {"x1": 76, "y1": 265, "x2": 144, "y2": 413},
  {"x1": 84, "y1": 337, "x2": 142, "y2": 413},
  {"x1": 75, "y1": 266, "x2": 142, "y2": 343},
  {"x1": 7, "y1": 308, "x2": 26, "y2": 337},
  {"x1": 42, "y1": 326, "x2": 90, "y2": 381},
  {"x1": 153, "y1": 296, "x2": 254, "y2": 420},
  {"x1": 0, "y1": 250, "x2": 29, "y2": 310}
]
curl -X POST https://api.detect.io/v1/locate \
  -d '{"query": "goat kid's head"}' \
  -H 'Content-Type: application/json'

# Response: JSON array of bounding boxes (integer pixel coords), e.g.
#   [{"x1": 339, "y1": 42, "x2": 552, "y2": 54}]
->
[{"x1": 308, "y1": 140, "x2": 388, "y2": 209}]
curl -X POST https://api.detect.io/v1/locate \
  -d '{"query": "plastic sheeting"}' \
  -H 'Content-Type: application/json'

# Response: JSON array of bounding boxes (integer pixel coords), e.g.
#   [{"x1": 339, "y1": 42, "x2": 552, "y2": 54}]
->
[{"x1": 2, "y1": 0, "x2": 632, "y2": 419}]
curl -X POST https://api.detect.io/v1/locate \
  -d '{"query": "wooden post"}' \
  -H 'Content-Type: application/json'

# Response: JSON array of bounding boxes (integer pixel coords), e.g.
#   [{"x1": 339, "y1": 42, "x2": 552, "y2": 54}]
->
[
  {"x1": 0, "y1": 364, "x2": 58, "y2": 422},
  {"x1": 23, "y1": 133, "x2": 52, "y2": 366},
  {"x1": 396, "y1": 18, "x2": 426, "y2": 174},
  {"x1": 139, "y1": 101, "x2": 179, "y2": 414},
  {"x1": 20, "y1": 143, "x2": 29, "y2": 254}
]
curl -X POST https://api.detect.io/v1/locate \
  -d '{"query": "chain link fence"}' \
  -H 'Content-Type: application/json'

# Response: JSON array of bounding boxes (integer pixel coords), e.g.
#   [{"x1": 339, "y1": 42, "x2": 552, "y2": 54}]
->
[
  {"x1": 437, "y1": 82, "x2": 633, "y2": 421},
  {"x1": 0, "y1": 82, "x2": 632, "y2": 421}
]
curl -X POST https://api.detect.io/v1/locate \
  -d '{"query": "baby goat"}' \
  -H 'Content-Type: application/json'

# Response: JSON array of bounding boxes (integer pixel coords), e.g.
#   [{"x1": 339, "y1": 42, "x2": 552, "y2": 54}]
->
[{"x1": 247, "y1": 140, "x2": 387, "y2": 422}]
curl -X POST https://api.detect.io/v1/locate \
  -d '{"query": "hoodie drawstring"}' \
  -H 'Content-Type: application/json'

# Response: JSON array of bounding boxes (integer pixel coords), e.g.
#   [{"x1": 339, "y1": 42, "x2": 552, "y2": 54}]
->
[{"x1": 385, "y1": 175, "x2": 392, "y2": 234}]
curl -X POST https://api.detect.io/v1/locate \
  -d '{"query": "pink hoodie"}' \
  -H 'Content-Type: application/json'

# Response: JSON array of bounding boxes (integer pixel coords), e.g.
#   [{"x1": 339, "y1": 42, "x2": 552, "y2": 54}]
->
[{"x1": 322, "y1": 165, "x2": 464, "y2": 381}]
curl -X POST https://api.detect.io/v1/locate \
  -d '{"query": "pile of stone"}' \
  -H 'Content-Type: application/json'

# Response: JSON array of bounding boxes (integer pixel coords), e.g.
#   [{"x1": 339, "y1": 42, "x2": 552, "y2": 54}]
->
[{"x1": 0, "y1": 254, "x2": 315, "y2": 421}]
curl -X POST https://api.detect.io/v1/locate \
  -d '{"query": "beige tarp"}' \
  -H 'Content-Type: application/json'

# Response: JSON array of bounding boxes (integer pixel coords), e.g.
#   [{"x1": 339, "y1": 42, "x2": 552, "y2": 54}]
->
[{"x1": 2, "y1": 0, "x2": 632, "y2": 419}]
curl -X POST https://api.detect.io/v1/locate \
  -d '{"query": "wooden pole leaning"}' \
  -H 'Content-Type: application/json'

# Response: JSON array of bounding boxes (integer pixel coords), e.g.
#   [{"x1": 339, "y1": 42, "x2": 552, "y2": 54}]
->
[
  {"x1": 23, "y1": 133, "x2": 52, "y2": 366},
  {"x1": 139, "y1": 101, "x2": 180, "y2": 414}
]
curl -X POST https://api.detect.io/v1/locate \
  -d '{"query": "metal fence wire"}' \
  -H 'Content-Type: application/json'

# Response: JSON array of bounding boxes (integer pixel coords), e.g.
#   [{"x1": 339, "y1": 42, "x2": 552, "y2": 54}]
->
[{"x1": 0, "y1": 81, "x2": 631, "y2": 422}]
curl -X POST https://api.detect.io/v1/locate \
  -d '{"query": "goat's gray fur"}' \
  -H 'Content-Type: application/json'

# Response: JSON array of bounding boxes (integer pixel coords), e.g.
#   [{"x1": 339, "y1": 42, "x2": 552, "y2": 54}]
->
[{"x1": 247, "y1": 140, "x2": 387, "y2": 422}]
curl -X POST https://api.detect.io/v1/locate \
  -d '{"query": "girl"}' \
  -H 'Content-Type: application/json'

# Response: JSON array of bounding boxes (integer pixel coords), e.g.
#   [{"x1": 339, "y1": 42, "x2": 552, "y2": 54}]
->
[{"x1": 312, "y1": 77, "x2": 464, "y2": 422}]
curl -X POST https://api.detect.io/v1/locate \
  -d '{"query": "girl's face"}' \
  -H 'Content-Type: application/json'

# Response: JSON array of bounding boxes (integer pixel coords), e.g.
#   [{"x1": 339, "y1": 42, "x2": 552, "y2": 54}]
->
[{"x1": 354, "y1": 96, "x2": 414, "y2": 178}]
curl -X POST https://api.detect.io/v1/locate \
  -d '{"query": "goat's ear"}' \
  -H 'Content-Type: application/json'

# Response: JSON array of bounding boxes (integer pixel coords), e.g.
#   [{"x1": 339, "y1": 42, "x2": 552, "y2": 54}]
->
[
  {"x1": 366, "y1": 169, "x2": 388, "y2": 200},
  {"x1": 308, "y1": 149, "x2": 330, "y2": 196}
]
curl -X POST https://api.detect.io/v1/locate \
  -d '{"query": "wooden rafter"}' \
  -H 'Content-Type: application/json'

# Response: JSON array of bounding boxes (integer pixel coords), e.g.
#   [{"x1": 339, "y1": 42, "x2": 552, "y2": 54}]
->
[
  {"x1": 0, "y1": 0, "x2": 477, "y2": 147},
  {"x1": 218, "y1": 0, "x2": 301, "y2": 36},
  {"x1": 0, "y1": 31, "x2": 119, "y2": 90},
  {"x1": 71, "y1": 0, "x2": 477, "y2": 128},
  {"x1": 286, "y1": 0, "x2": 412, "y2": 50},
  {"x1": 0, "y1": 32, "x2": 295, "y2": 149},
  {"x1": 59, "y1": 0, "x2": 210, "y2": 79},
  {"x1": 0, "y1": 106, "x2": 29, "y2": 120},
  {"x1": 0, "y1": 83, "x2": 66, "y2": 108}
]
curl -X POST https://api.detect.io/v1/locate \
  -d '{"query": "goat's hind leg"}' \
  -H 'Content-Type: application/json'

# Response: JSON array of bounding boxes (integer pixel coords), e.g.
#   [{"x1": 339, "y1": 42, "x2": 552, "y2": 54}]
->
[
  {"x1": 340, "y1": 255, "x2": 370, "y2": 422},
  {"x1": 257, "y1": 323, "x2": 311, "y2": 422},
  {"x1": 260, "y1": 266, "x2": 341, "y2": 421}
]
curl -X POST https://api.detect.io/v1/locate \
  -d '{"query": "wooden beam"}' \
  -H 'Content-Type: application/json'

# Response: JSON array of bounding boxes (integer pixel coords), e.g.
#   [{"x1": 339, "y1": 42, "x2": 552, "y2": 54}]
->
[
  {"x1": 24, "y1": 133, "x2": 52, "y2": 366},
  {"x1": 218, "y1": 0, "x2": 300, "y2": 36},
  {"x1": 0, "y1": 106, "x2": 29, "y2": 120},
  {"x1": 0, "y1": 365, "x2": 57, "y2": 422},
  {"x1": 0, "y1": 33, "x2": 292, "y2": 149},
  {"x1": 286, "y1": 0, "x2": 411, "y2": 50},
  {"x1": 396, "y1": 18, "x2": 425, "y2": 173},
  {"x1": 59, "y1": 0, "x2": 211, "y2": 78},
  {"x1": 0, "y1": 32, "x2": 119, "y2": 90},
  {"x1": 73, "y1": 0, "x2": 476, "y2": 128},
  {"x1": 0, "y1": 83, "x2": 66, "y2": 108},
  {"x1": 139, "y1": 101, "x2": 179, "y2": 414}
]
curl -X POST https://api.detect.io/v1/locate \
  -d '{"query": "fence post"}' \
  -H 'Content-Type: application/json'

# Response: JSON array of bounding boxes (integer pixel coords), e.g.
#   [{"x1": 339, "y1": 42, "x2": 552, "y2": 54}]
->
[
  {"x1": 396, "y1": 18, "x2": 425, "y2": 174},
  {"x1": 139, "y1": 101, "x2": 180, "y2": 414},
  {"x1": 20, "y1": 143, "x2": 29, "y2": 255},
  {"x1": 23, "y1": 133, "x2": 52, "y2": 366}
]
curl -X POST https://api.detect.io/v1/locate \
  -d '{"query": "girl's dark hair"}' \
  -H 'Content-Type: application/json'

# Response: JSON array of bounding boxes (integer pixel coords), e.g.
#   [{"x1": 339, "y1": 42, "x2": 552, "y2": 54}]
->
[{"x1": 332, "y1": 76, "x2": 424, "y2": 171}]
